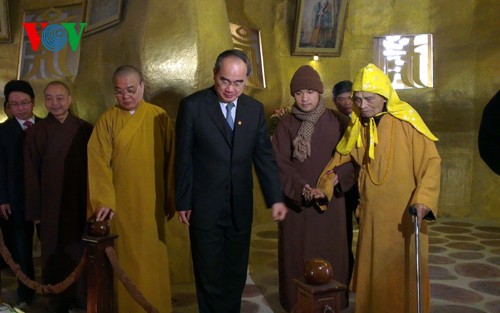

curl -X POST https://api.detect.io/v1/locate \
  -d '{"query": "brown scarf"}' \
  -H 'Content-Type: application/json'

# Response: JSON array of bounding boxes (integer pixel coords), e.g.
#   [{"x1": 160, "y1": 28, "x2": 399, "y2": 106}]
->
[{"x1": 291, "y1": 97, "x2": 326, "y2": 162}]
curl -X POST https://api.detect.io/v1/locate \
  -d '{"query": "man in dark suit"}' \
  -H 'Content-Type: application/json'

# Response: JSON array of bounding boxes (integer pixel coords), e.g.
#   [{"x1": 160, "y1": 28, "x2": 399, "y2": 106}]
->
[
  {"x1": 175, "y1": 49, "x2": 288, "y2": 313},
  {"x1": 478, "y1": 90, "x2": 500, "y2": 175},
  {"x1": 0, "y1": 80, "x2": 39, "y2": 308}
]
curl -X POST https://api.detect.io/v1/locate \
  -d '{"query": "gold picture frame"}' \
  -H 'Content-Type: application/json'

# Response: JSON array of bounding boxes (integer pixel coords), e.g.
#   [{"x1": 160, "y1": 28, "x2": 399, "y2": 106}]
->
[
  {"x1": 292, "y1": 0, "x2": 349, "y2": 57},
  {"x1": 0, "y1": 0, "x2": 11, "y2": 42},
  {"x1": 84, "y1": 0, "x2": 123, "y2": 36}
]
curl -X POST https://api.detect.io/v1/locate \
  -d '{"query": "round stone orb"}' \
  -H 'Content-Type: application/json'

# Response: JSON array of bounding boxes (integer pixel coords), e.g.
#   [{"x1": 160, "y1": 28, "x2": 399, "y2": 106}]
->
[
  {"x1": 88, "y1": 219, "x2": 110, "y2": 237},
  {"x1": 303, "y1": 258, "x2": 333, "y2": 285}
]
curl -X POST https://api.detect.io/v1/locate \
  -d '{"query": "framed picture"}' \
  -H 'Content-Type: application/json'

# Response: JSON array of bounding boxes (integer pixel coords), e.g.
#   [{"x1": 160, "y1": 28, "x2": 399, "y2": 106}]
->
[
  {"x1": 292, "y1": 0, "x2": 349, "y2": 56},
  {"x1": 0, "y1": 0, "x2": 11, "y2": 42},
  {"x1": 18, "y1": 4, "x2": 85, "y2": 80},
  {"x1": 230, "y1": 23, "x2": 266, "y2": 89},
  {"x1": 84, "y1": 0, "x2": 123, "y2": 36}
]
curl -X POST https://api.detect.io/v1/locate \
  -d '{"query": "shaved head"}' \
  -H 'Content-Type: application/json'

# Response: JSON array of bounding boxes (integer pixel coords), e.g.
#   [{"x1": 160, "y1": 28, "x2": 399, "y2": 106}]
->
[
  {"x1": 44, "y1": 80, "x2": 71, "y2": 95},
  {"x1": 112, "y1": 65, "x2": 143, "y2": 83}
]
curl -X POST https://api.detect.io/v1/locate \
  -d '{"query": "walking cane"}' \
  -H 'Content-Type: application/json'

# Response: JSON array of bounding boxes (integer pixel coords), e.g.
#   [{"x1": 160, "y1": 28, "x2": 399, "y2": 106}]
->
[{"x1": 408, "y1": 205, "x2": 422, "y2": 313}]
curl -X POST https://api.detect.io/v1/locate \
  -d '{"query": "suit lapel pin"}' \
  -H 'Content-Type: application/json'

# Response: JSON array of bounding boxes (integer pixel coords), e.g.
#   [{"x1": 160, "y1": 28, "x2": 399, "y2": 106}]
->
[{"x1": 237, "y1": 120, "x2": 242, "y2": 126}]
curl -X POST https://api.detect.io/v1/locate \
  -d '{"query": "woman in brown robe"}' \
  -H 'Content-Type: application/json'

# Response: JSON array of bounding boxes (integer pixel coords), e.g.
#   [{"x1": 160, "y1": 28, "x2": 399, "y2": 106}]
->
[{"x1": 272, "y1": 65, "x2": 356, "y2": 312}]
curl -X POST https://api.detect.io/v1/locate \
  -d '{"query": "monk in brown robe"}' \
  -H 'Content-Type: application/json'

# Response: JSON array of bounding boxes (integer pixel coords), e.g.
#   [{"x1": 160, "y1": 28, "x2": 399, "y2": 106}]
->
[
  {"x1": 24, "y1": 81, "x2": 92, "y2": 312},
  {"x1": 272, "y1": 65, "x2": 355, "y2": 312}
]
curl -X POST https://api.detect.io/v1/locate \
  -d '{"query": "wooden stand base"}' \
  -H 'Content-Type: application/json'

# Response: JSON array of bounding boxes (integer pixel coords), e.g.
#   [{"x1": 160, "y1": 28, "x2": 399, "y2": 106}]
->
[
  {"x1": 293, "y1": 278, "x2": 346, "y2": 313},
  {"x1": 83, "y1": 234, "x2": 118, "y2": 313}
]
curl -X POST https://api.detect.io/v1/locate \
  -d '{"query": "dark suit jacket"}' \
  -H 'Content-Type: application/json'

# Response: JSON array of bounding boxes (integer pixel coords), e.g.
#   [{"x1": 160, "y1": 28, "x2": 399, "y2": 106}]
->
[
  {"x1": 175, "y1": 87, "x2": 283, "y2": 230},
  {"x1": 478, "y1": 90, "x2": 500, "y2": 175},
  {"x1": 0, "y1": 117, "x2": 40, "y2": 222}
]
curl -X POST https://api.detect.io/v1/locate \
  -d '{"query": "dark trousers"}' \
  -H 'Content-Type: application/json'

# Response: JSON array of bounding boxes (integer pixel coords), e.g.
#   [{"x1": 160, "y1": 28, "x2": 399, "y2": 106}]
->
[
  {"x1": 1, "y1": 210, "x2": 35, "y2": 303},
  {"x1": 189, "y1": 207, "x2": 252, "y2": 313}
]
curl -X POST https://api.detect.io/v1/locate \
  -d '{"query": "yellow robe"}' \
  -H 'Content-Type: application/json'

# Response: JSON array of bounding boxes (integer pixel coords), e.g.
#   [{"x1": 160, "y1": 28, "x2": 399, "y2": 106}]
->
[
  {"x1": 318, "y1": 114, "x2": 441, "y2": 313},
  {"x1": 87, "y1": 101, "x2": 175, "y2": 313}
]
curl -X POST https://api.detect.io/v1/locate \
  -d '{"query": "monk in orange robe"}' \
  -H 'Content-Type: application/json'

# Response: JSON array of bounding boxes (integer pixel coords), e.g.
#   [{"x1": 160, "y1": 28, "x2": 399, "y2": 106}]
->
[
  {"x1": 87, "y1": 65, "x2": 175, "y2": 313},
  {"x1": 312, "y1": 64, "x2": 441, "y2": 313}
]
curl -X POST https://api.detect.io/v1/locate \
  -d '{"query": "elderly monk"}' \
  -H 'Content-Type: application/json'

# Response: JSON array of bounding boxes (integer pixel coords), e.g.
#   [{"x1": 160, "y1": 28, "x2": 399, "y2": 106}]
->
[
  {"x1": 88, "y1": 65, "x2": 175, "y2": 312},
  {"x1": 312, "y1": 63, "x2": 441, "y2": 313}
]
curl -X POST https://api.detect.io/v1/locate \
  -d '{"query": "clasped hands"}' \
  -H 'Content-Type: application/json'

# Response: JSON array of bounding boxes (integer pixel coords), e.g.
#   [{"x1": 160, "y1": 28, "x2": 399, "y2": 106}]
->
[
  {"x1": 302, "y1": 184, "x2": 325, "y2": 202},
  {"x1": 303, "y1": 170, "x2": 338, "y2": 203}
]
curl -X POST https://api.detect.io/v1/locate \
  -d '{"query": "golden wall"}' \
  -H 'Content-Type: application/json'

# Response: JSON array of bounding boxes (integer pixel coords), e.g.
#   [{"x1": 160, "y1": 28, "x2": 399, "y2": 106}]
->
[
  {"x1": 0, "y1": 0, "x2": 499, "y2": 284},
  {"x1": 228, "y1": 0, "x2": 500, "y2": 220}
]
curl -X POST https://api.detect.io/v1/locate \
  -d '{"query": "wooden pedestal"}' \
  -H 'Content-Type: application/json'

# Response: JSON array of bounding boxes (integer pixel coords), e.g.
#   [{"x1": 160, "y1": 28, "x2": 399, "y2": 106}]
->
[
  {"x1": 293, "y1": 278, "x2": 346, "y2": 313},
  {"x1": 83, "y1": 234, "x2": 118, "y2": 313}
]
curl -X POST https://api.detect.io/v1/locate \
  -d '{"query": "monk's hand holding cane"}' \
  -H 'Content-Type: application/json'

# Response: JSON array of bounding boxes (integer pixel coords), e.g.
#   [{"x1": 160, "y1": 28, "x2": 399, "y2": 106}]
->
[{"x1": 411, "y1": 203, "x2": 433, "y2": 227}]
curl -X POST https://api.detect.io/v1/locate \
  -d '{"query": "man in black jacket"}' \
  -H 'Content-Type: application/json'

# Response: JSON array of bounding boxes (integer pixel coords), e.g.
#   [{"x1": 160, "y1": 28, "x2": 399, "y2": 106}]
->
[
  {"x1": 0, "y1": 80, "x2": 39, "y2": 308},
  {"x1": 175, "y1": 49, "x2": 287, "y2": 313},
  {"x1": 478, "y1": 90, "x2": 500, "y2": 175}
]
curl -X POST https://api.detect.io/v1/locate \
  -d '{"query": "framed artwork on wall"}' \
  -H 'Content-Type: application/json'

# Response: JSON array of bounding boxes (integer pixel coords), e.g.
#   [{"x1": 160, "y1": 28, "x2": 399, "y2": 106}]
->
[
  {"x1": 18, "y1": 4, "x2": 85, "y2": 80},
  {"x1": 230, "y1": 23, "x2": 266, "y2": 89},
  {"x1": 84, "y1": 0, "x2": 123, "y2": 36},
  {"x1": 292, "y1": 0, "x2": 349, "y2": 56},
  {"x1": 0, "y1": 0, "x2": 11, "y2": 42}
]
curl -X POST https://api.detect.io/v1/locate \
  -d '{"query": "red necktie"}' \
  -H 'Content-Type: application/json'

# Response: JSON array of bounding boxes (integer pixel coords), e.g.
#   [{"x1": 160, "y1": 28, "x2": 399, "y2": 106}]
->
[{"x1": 23, "y1": 120, "x2": 33, "y2": 131}]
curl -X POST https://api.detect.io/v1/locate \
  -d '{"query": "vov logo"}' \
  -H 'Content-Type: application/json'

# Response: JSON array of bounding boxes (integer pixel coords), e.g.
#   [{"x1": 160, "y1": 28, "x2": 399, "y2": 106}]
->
[{"x1": 23, "y1": 22, "x2": 86, "y2": 52}]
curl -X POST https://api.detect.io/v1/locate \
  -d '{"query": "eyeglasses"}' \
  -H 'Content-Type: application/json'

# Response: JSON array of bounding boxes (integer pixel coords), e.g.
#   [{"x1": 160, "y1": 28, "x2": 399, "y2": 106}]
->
[
  {"x1": 217, "y1": 77, "x2": 246, "y2": 89},
  {"x1": 114, "y1": 84, "x2": 141, "y2": 97},
  {"x1": 9, "y1": 100, "x2": 32, "y2": 108}
]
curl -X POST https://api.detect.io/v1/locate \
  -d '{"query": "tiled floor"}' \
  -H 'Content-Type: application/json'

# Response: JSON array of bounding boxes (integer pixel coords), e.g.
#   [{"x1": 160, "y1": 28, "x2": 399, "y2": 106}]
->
[
  {"x1": 426, "y1": 219, "x2": 500, "y2": 313},
  {"x1": 173, "y1": 217, "x2": 500, "y2": 313},
  {"x1": 1, "y1": 217, "x2": 499, "y2": 313}
]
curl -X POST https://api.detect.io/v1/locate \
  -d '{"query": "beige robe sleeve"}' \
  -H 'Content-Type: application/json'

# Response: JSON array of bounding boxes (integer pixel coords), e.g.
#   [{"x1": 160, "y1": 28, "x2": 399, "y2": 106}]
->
[
  {"x1": 410, "y1": 131, "x2": 441, "y2": 213},
  {"x1": 315, "y1": 152, "x2": 352, "y2": 211}
]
